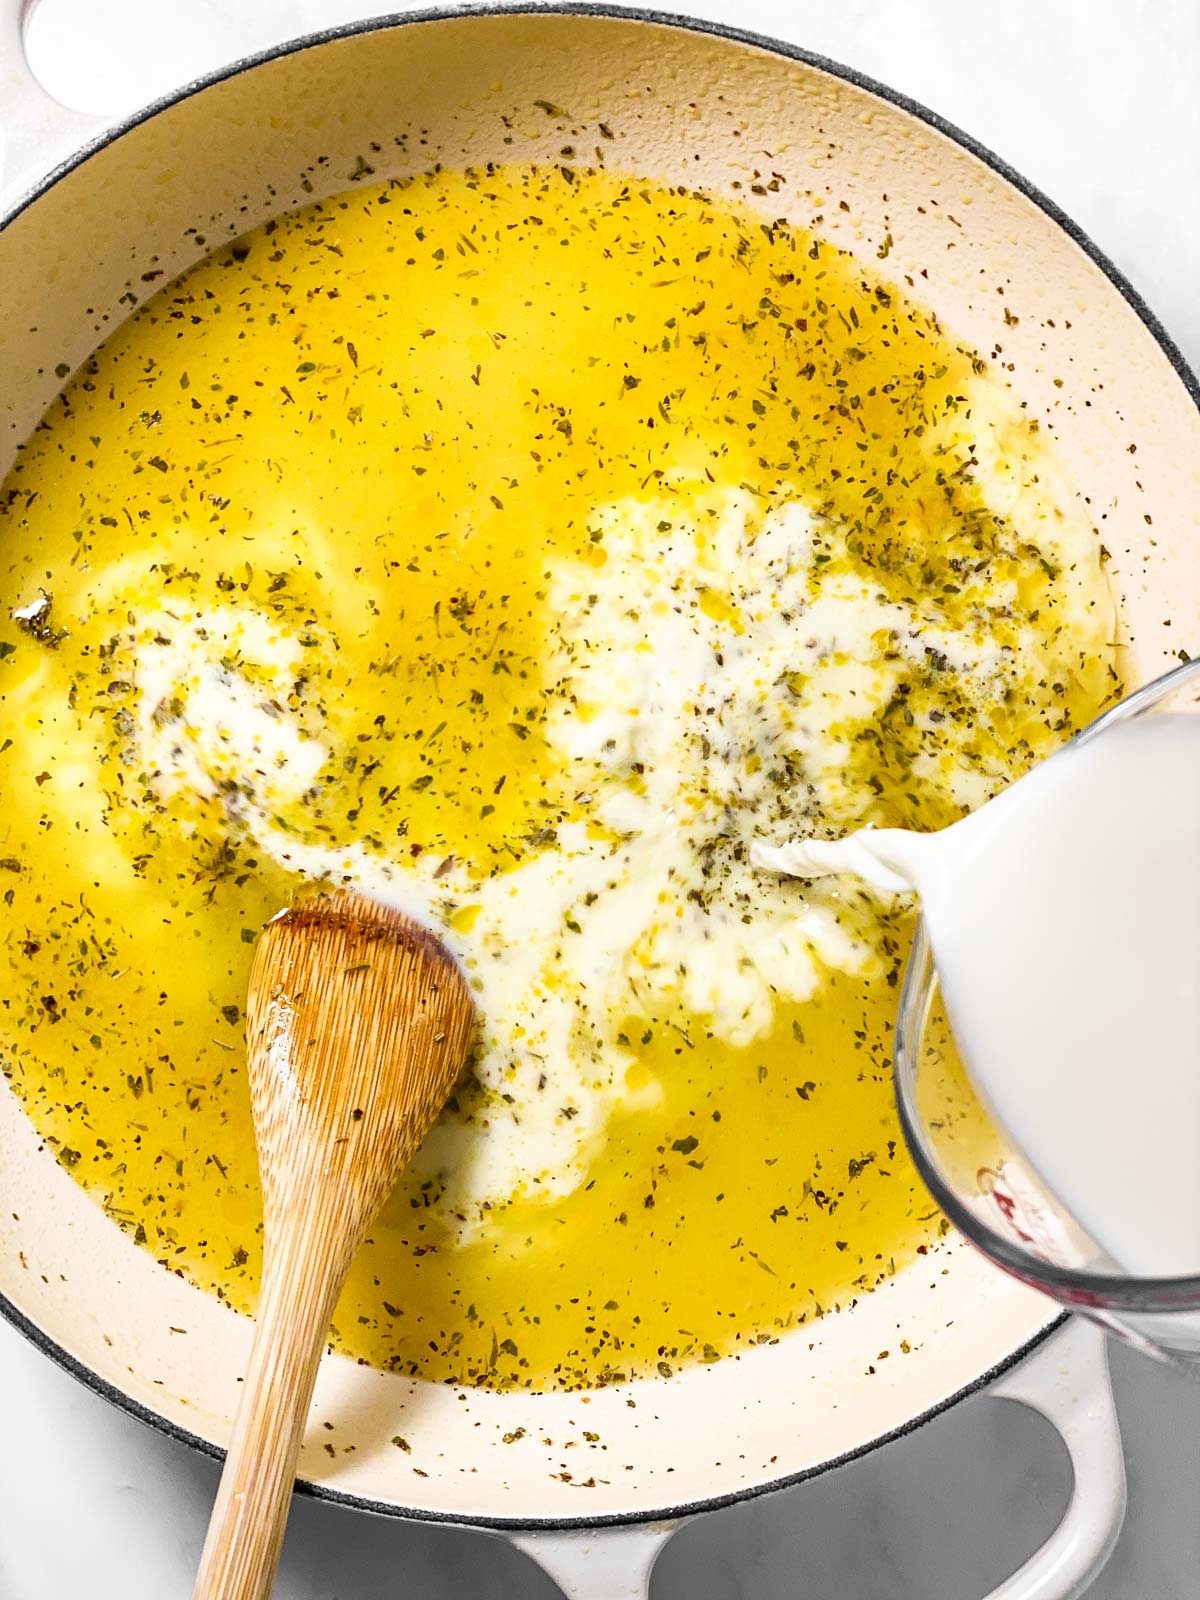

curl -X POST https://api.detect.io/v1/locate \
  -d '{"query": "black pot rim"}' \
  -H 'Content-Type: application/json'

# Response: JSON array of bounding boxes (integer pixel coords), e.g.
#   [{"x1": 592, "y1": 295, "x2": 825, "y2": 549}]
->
[{"x1": 3, "y1": 0, "x2": 1192, "y2": 1535}]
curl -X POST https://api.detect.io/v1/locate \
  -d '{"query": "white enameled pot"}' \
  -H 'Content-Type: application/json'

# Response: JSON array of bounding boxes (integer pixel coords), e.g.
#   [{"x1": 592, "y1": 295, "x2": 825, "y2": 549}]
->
[{"x1": 4, "y1": 6, "x2": 1199, "y2": 1596}]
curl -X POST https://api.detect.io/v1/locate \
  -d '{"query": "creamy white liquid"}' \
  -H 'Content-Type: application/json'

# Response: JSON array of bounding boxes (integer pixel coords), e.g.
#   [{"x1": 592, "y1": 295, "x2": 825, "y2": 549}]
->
[
  {"x1": 86, "y1": 465, "x2": 1113, "y2": 1239},
  {"x1": 116, "y1": 487, "x2": 1074, "y2": 1232},
  {"x1": 756, "y1": 711, "x2": 1200, "y2": 1278}
]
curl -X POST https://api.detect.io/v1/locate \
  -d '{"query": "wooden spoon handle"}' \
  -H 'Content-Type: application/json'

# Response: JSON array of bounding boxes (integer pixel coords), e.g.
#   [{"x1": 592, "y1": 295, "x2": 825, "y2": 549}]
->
[{"x1": 192, "y1": 1218, "x2": 349, "y2": 1600}]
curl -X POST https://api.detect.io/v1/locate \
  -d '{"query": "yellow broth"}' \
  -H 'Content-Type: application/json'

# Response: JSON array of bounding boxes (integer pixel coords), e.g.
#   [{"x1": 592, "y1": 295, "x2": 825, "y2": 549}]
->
[{"x1": 0, "y1": 166, "x2": 1112, "y2": 1388}]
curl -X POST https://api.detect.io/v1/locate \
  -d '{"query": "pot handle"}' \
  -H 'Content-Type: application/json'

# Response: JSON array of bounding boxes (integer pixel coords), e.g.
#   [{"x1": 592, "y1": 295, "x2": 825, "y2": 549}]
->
[
  {"x1": 506, "y1": 1521, "x2": 678, "y2": 1600},
  {"x1": 979, "y1": 1316, "x2": 1126, "y2": 1600},
  {"x1": 505, "y1": 1320, "x2": 1121, "y2": 1600},
  {"x1": 0, "y1": 0, "x2": 114, "y2": 206}
]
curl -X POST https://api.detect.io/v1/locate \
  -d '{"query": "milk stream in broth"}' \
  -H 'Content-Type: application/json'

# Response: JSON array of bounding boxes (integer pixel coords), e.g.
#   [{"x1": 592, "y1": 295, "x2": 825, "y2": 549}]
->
[{"x1": 758, "y1": 712, "x2": 1200, "y2": 1277}]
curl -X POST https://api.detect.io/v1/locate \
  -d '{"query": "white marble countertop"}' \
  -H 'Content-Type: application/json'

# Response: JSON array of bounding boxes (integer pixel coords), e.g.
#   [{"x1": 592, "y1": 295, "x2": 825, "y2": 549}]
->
[{"x1": 2, "y1": 2, "x2": 1199, "y2": 1596}]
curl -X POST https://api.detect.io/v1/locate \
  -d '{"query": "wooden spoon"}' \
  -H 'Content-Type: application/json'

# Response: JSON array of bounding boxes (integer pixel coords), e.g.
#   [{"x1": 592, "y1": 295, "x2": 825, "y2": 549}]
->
[{"x1": 192, "y1": 890, "x2": 475, "y2": 1600}]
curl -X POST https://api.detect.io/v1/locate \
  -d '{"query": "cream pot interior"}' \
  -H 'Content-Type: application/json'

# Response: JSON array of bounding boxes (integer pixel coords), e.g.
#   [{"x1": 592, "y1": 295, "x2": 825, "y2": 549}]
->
[{"x1": 0, "y1": 8, "x2": 1198, "y2": 1528}]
